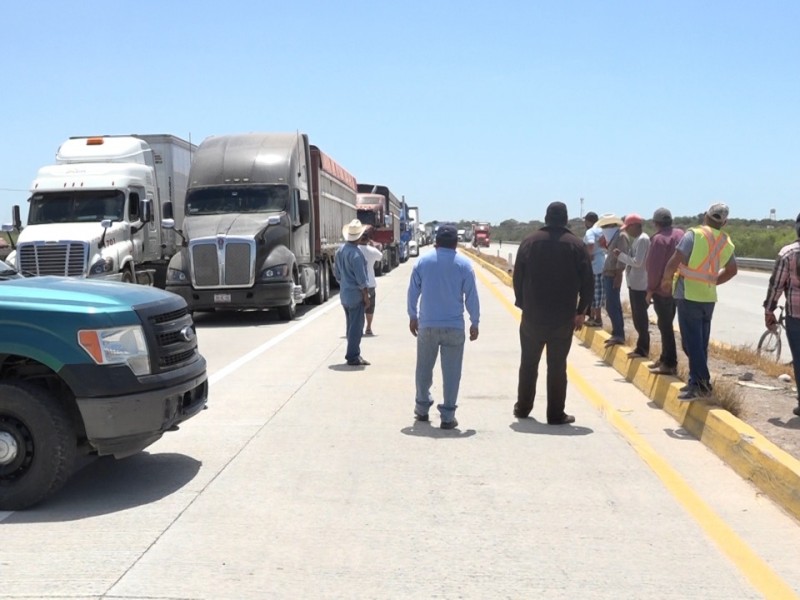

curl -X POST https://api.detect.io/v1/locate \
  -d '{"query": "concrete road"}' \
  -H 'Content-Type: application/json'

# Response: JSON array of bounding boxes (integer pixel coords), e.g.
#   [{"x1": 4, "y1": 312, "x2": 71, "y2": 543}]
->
[{"x1": 1, "y1": 252, "x2": 798, "y2": 599}]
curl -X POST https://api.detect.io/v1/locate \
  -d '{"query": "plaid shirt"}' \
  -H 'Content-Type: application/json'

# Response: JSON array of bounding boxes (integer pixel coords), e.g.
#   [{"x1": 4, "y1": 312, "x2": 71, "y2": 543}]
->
[{"x1": 764, "y1": 240, "x2": 800, "y2": 317}]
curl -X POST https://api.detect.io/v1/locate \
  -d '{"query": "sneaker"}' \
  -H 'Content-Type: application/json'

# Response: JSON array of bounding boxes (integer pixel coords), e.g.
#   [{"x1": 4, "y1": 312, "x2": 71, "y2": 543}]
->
[
  {"x1": 346, "y1": 357, "x2": 370, "y2": 366},
  {"x1": 440, "y1": 418, "x2": 459, "y2": 430},
  {"x1": 605, "y1": 336, "x2": 624, "y2": 346},
  {"x1": 627, "y1": 350, "x2": 644, "y2": 359},
  {"x1": 585, "y1": 318, "x2": 600, "y2": 327},
  {"x1": 414, "y1": 412, "x2": 429, "y2": 422},
  {"x1": 647, "y1": 360, "x2": 662, "y2": 369},
  {"x1": 650, "y1": 364, "x2": 678, "y2": 376},
  {"x1": 677, "y1": 387, "x2": 698, "y2": 401}
]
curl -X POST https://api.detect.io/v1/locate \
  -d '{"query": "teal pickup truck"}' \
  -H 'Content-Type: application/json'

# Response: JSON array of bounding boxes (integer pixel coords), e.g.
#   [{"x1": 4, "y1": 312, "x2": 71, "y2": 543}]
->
[{"x1": 0, "y1": 260, "x2": 208, "y2": 510}]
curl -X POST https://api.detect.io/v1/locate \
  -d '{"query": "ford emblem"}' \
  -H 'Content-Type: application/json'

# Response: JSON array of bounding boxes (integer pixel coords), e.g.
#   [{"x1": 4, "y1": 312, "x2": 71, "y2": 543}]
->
[{"x1": 180, "y1": 326, "x2": 196, "y2": 342}]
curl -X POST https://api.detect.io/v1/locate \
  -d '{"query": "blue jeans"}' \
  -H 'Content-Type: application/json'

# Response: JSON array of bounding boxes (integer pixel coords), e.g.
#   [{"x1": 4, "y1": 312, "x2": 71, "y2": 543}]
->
[
  {"x1": 603, "y1": 275, "x2": 625, "y2": 339},
  {"x1": 676, "y1": 299, "x2": 714, "y2": 389},
  {"x1": 415, "y1": 327, "x2": 466, "y2": 422},
  {"x1": 342, "y1": 300, "x2": 366, "y2": 362},
  {"x1": 785, "y1": 316, "x2": 800, "y2": 400}
]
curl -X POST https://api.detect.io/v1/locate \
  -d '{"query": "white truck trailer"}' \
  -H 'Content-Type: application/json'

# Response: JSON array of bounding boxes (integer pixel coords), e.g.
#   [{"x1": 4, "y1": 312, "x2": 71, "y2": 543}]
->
[{"x1": 5, "y1": 134, "x2": 195, "y2": 287}]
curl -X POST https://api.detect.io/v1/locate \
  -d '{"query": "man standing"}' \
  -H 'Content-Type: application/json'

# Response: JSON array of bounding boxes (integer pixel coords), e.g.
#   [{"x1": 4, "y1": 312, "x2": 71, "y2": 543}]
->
[
  {"x1": 614, "y1": 214, "x2": 651, "y2": 359},
  {"x1": 334, "y1": 219, "x2": 371, "y2": 366},
  {"x1": 583, "y1": 211, "x2": 606, "y2": 327},
  {"x1": 358, "y1": 226, "x2": 383, "y2": 336},
  {"x1": 763, "y1": 212, "x2": 800, "y2": 417},
  {"x1": 645, "y1": 208, "x2": 684, "y2": 376},
  {"x1": 597, "y1": 214, "x2": 628, "y2": 346},
  {"x1": 407, "y1": 223, "x2": 480, "y2": 429},
  {"x1": 661, "y1": 203, "x2": 737, "y2": 400},
  {"x1": 513, "y1": 202, "x2": 593, "y2": 425}
]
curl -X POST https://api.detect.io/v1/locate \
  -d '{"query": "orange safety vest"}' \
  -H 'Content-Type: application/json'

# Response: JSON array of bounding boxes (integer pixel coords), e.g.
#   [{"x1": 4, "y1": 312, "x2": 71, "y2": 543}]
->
[{"x1": 677, "y1": 226, "x2": 734, "y2": 302}]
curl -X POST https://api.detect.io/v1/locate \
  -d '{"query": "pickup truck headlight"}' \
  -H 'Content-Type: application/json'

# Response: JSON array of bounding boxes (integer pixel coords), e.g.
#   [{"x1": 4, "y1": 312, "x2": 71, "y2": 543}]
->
[
  {"x1": 89, "y1": 257, "x2": 114, "y2": 275},
  {"x1": 78, "y1": 326, "x2": 151, "y2": 376},
  {"x1": 167, "y1": 267, "x2": 188, "y2": 282},
  {"x1": 259, "y1": 264, "x2": 289, "y2": 281}
]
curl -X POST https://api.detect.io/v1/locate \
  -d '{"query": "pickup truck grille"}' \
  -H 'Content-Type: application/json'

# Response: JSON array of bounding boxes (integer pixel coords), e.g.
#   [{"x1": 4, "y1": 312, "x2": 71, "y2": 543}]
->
[
  {"x1": 18, "y1": 242, "x2": 88, "y2": 276},
  {"x1": 190, "y1": 238, "x2": 255, "y2": 288},
  {"x1": 136, "y1": 303, "x2": 200, "y2": 375}
]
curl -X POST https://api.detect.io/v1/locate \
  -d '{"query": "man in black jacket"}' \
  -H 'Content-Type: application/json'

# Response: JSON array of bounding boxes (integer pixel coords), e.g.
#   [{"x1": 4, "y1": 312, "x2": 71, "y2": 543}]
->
[{"x1": 513, "y1": 202, "x2": 594, "y2": 424}]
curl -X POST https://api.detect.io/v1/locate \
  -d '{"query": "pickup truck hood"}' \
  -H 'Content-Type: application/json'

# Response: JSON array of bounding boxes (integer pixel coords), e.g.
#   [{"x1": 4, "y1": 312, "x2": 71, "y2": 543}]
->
[
  {"x1": 0, "y1": 276, "x2": 176, "y2": 314},
  {"x1": 184, "y1": 213, "x2": 282, "y2": 239},
  {"x1": 17, "y1": 222, "x2": 125, "y2": 245}
]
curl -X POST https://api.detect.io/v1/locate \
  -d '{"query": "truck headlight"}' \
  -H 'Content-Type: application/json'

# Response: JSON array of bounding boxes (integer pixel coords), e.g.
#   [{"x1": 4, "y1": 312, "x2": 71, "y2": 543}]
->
[
  {"x1": 167, "y1": 267, "x2": 188, "y2": 282},
  {"x1": 78, "y1": 325, "x2": 151, "y2": 376},
  {"x1": 259, "y1": 264, "x2": 289, "y2": 281},
  {"x1": 89, "y1": 257, "x2": 114, "y2": 275}
]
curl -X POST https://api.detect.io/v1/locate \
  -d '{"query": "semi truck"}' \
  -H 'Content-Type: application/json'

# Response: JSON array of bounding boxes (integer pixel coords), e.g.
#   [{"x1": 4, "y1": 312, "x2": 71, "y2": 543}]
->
[
  {"x1": 163, "y1": 133, "x2": 357, "y2": 319},
  {"x1": 472, "y1": 222, "x2": 491, "y2": 247},
  {"x1": 4, "y1": 134, "x2": 195, "y2": 288},
  {"x1": 0, "y1": 257, "x2": 208, "y2": 510},
  {"x1": 356, "y1": 183, "x2": 402, "y2": 275},
  {"x1": 407, "y1": 206, "x2": 420, "y2": 257}
]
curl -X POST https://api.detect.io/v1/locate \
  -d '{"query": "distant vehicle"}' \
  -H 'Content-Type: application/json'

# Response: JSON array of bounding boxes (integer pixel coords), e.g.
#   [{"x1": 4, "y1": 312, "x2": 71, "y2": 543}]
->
[
  {"x1": 408, "y1": 239, "x2": 419, "y2": 257},
  {"x1": 356, "y1": 184, "x2": 402, "y2": 275},
  {"x1": 407, "y1": 206, "x2": 421, "y2": 250},
  {"x1": 5, "y1": 134, "x2": 196, "y2": 287},
  {"x1": 164, "y1": 133, "x2": 356, "y2": 318},
  {"x1": 457, "y1": 228, "x2": 466, "y2": 242},
  {"x1": 0, "y1": 259, "x2": 208, "y2": 509},
  {"x1": 472, "y1": 222, "x2": 491, "y2": 247}
]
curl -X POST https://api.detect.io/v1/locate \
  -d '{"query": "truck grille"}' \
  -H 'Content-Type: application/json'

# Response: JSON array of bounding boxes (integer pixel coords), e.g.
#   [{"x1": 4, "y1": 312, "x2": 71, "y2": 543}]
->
[
  {"x1": 18, "y1": 242, "x2": 87, "y2": 276},
  {"x1": 190, "y1": 238, "x2": 255, "y2": 288},
  {"x1": 136, "y1": 303, "x2": 200, "y2": 374}
]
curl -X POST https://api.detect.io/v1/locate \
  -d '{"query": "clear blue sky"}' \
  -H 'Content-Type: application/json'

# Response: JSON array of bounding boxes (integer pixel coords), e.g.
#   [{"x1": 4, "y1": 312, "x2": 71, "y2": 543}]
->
[{"x1": 1, "y1": 1, "x2": 798, "y2": 225}]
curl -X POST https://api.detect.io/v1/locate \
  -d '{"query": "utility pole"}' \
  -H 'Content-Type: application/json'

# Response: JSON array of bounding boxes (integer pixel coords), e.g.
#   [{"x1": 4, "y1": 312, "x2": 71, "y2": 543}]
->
[{"x1": 579, "y1": 197, "x2": 584, "y2": 219}]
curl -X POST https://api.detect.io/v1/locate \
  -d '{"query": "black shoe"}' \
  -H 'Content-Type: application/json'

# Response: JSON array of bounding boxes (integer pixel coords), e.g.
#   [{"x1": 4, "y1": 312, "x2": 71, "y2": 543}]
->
[
  {"x1": 650, "y1": 364, "x2": 678, "y2": 376},
  {"x1": 346, "y1": 357, "x2": 370, "y2": 366},
  {"x1": 547, "y1": 414, "x2": 575, "y2": 425},
  {"x1": 440, "y1": 418, "x2": 459, "y2": 430},
  {"x1": 414, "y1": 412, "x2": 429, "y2": 422},
  {"x1": 513, "y1": 409, "x2": 529, "y2": 419}
]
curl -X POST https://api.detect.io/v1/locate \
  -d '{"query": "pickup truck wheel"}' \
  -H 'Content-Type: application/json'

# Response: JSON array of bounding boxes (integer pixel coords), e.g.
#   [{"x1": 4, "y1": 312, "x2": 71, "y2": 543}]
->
[{"x1": 0, "y1": 381, "x2": 77, "y2": 511}]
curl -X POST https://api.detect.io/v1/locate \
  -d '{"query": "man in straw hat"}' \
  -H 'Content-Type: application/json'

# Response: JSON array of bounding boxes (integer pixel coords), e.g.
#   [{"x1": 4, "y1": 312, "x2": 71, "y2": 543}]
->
[
  {"x1": 596, "y1": 213, "x2": 628, "y2": 346},
  {"x1": 334, "y1": 219, "x2": 372, "y2": 366}
]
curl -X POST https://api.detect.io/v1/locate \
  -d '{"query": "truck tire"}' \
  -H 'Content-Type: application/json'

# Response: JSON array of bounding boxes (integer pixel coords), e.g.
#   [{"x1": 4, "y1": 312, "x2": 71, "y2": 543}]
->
[
  {"x1": 121, "y1": 266, "x2": 135, "y2": 284},
  {"x1": 0, "y1": 381, "x2": 77, "y2": 510},
  {"x1": 309, "y1": 264, "x2": 326, "y2": 305},
  {"x1": 321, "y1": 263, "x2": 331, "y2": 302},
  {"x1": 277, "y1": 275, "x2": 298, "y2": 320}
]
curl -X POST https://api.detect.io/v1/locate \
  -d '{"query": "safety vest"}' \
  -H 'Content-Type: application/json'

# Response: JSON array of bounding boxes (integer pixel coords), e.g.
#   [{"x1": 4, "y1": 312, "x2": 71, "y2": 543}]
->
[{"x1": 677, "y1": 226, "x2": 735, "y2": 302}]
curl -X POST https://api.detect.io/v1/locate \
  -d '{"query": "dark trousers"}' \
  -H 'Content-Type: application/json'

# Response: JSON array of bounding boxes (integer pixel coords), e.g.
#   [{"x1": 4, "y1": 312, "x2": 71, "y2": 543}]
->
[
  {"x1": 516, "y1": 318, "x2": 574, "y2": 421},
  {"x1": 629, "y1": 289, "x2": 650, "y2": 356},
  {"x1": 785, "y1": 316, "x2": 800, "y2": 403},
  {"x1": 603, "y1": 275, "x2": 625, "y2": 339},
  {"x1": 652, "y1": 294, "x2": 678, "y2": 368},
  {"x1": 676, "y1": 299, "x2": 714, "y2": 390}
]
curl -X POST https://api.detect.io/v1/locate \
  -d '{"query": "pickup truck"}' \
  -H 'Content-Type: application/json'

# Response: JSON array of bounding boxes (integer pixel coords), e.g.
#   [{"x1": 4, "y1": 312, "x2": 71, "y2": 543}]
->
[{"x1": 0, "y1": 260, "x2": 208, "y2": 510}]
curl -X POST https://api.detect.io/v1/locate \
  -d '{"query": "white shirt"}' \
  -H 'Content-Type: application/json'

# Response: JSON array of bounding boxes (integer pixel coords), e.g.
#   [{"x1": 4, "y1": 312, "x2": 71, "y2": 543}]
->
[
  {"x1": 359, "y1": 244, "x2": 383, "y2": 288},
  {"x1": 617, "y1": 232, "x2": 650, "y2": 291}
]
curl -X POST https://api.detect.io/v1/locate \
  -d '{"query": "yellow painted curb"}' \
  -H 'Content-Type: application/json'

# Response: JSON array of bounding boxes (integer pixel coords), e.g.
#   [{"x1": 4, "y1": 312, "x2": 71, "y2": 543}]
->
[
  {"x1": 577, "y1": 324, "x2": 800, "y2": 523},
  {"x1": 462, "y1": 249, "x2": 800, "y2": 523}
]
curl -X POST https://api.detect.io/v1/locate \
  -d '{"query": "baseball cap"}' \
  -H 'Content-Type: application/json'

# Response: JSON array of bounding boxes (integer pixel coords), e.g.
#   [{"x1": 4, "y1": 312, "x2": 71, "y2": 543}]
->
[
  {"x1": 706, "y1": 202, "x2": 729, "y2": 223},
  {"x1": 621, "y1": 213, "x2": 644, "y2": 230},
  {"x1": 435, "y1": 223, "x2": 458, "y2": 244},
  {"x1": 653, "y1": 207, "x2": 672, "y2": 224}
]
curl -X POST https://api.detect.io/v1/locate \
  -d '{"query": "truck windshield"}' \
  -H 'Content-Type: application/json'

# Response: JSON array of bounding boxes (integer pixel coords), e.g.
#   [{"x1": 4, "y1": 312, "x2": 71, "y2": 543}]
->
[
  {"x1": 186, "y1": 185, "x2": 289, "y2": 215},
  {"x1": 28, "y1": 191, "x2": 125, "y2": 225}
]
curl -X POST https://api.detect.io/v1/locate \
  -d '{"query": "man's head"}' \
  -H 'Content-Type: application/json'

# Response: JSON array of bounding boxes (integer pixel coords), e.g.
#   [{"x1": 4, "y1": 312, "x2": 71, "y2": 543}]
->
[
  {"x1": 621, "y1": 213, "x2": 644, "y2": 237},
  {"x1": 584, "y1": 211, "x2": 599, "y2": 228},
  {"x1": 704, "y1": 202, "x2": 729, "y2": 229},
  {"x1": 342, "y1": 218, "x2": 367, "y2": 242},
  {"x1": 652, "y1": 207, "x2": 673, "y2": 228},
  {"x1": 358, "y1": 225, "x2": 374, "y2": 244},
  {"x1": 435, "y1": 223, "x2": 459, "y2": 249},
  {"x1": 596, "y1": 214, "x2": 623, "y2": 230},
  {"x1": 545, "y1": 201, "x2": 569, "y2": 227}
]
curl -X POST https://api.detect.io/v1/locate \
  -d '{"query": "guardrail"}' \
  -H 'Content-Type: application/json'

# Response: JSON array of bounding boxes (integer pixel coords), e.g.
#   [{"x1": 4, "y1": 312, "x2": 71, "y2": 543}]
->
[{"x1": 737, "y1": 258, "x2": 775, "y2": 272}]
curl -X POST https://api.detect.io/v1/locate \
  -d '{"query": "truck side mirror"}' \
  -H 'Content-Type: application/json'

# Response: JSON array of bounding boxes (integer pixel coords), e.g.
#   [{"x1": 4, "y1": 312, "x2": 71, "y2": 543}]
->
[
  {"x1": 162, "y1": 201, "x2": 174, "y2": 220},
  {"x1": 291, "y1": 190, "x2": 301, "y2": 228},
  {"x1": 140, "y1": 198, "x2": 153, "y2": 223},
  {"x1": 161, "y1": 218, "x2": 175, "y2": 230},
  {"x1": 12, "y1": 205, "x2": 21, "y2": 230}
]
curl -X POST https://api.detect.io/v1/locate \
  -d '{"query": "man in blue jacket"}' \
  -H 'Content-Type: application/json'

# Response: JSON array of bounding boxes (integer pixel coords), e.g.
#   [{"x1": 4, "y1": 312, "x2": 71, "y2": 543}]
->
[
  {"x1": 334, "y1": 219, "x2": 371, "y2": 366},
  {"x1": 407, "y1": 223, "x2": 480, "y2": 429}
]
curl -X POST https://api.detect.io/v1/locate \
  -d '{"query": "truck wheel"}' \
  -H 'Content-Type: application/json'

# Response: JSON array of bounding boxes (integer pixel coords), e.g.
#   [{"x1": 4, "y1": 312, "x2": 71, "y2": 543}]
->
[
  {"x1": 277, "y1": 276, "x2": 298, "y2": 320},
  {"x1": 0, "y1": 381, "x2": 77, "y2": 510},
  {"x1": 321, "y1": 263, "x2": 331, "y2": 302},
  {"x1": 309, "y1": 264, "x2": 325, "y2": 305},
  {"x1": 121, "y1": 266, "x2": 135, "y2": 284}
]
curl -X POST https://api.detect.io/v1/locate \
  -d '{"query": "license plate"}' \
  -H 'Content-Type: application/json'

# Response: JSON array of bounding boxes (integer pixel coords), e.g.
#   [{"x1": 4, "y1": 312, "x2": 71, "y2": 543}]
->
[{"x1": 214, "y1": 293, "x2": 231, "y2": 303}]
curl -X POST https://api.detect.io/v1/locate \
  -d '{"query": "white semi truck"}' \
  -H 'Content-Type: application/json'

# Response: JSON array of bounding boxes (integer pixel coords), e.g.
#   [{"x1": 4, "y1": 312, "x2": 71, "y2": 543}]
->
[{"x1": 5, "y1": 134, "x2": 195, "y2": 287}]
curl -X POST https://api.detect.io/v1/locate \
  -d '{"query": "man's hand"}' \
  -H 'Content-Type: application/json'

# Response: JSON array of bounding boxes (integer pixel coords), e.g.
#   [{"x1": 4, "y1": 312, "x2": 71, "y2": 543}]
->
[
  {"x1": 469, "y1": 326, "x2": 479, "y2": 341},
  {"x1": 409, "y1": 318, "x2": 419, "y2": 337},
  {"x1": 765, "y1": 311, "x2": 778, "y2": 331},
  {"x1": 573, "y1": 314, "x2": 584, "y2": 331},
  {"x1": 362, "y1": 289, "x2": 370, "y2": 310},
  {"x1": 613, "y1": 274, "x2": 623, "y2": 290},
  {"x1": 612, "y1": 248, "x2": 621, "y2": 257},
  {"x1": 645, "y1": 291, "x2": 653, "y2": 305}
]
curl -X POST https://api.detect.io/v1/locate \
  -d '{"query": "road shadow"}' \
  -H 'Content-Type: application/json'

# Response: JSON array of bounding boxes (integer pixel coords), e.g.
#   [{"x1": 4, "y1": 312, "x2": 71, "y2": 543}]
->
[
  {"x1": 328, "y1": 364, "x2": 368, "y2": 371},
  {"x1": 3, "y1": 452, "x2": 201, "y2": 524},
  {"x1": 767, "y1": 416, "x2": 800, "y2": 430},
  {"x1": 400, "y1": 421, "x2": 477, "y2": 439},
  {"x1": 193, "y1": 305, "x2": 315, "y2": 329},
  {"x1": 509, "y1": 419, "x2": 593, "y2": 436},
  {"x1": 664, "y1": 427, "x2": 696, "y2": 440}
]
